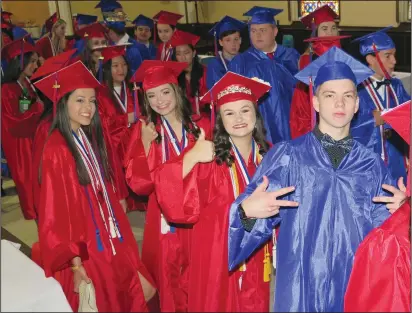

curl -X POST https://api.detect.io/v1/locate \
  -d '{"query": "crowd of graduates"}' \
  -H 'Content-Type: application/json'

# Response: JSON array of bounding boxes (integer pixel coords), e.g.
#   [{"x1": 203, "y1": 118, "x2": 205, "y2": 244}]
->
[{"x1": 1, "y1": 0, "x2": 411, "y2": 311}]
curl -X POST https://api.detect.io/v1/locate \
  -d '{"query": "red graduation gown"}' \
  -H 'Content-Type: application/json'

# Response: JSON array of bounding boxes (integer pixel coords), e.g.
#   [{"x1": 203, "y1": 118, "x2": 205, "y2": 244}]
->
[
  {"x1": 154, "y1": 152, "x2": 271, "y2": 312},
  {"x1": 1, "y1": 81, "x2": 43, "y2": 220},
  {"x1": 34, "y1": 36, "x2": 75, "y2": 60},
  {"x1": 124, "y1": 117, "x2": 210, "y2": 312},
  {"x1": 344, "y1": 202, "x2": 411, "y2": 312},
  {"x1": 183, "y1": 67, "x2": 208, "y2": 117},
  {"x1": 156, "y1": 42, "x2": 172, "y2": 61},
  {"x1": 38, "y1": 130, "x2": 154, "y2": 312}
]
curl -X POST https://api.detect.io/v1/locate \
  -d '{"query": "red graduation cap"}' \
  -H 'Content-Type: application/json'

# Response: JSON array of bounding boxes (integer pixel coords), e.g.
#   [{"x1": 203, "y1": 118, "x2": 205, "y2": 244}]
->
[
  {"x1": 95, "y1": 44, "x2": 127, "y2": 64},
  {"x1": 131, "y1": 60, "x2": 187, "y2": 90},
  {"x1": 381, "y1": 100, "x2": 411, "y2": 195},
  {"x1": 30, "y1": 49, "x2": 77, "y2": 81},
  {"x1": 45, "y1": 12, "x2": 59, "y2": 33},
  {"x1": 76, "y1": 22, "x2": 107, "y2": 39},
  {"x1": 304, "y1": 35, "x2": 351, "y2": 56},
  {"x1": 169, "y1": 30, "x2": 200, "y2": 48},
  {"x1": 33, "y1": 61, "x2": 101, "y2": 111},
  {"x1": 300, "y1": 5, "x2": 339, "y2": 29},
  {"x1": 1, "y1": 11, "x2": 13, "y2": 22},
  {"x1": 1, "y1": 35, "x2": 35, "y2": 63},
  {"x1": 153, "y1": 11, "x2": 183, "y2": 26}
]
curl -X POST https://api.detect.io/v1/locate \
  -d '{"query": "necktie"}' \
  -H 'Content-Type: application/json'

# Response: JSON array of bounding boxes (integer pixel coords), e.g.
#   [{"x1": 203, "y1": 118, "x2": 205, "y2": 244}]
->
[
  {"x1": 375, "y1": 79, "x2": 391, "y2": 90},
  {"x1": 267, "y1": 52, "x2": 274, "y2": 60}
]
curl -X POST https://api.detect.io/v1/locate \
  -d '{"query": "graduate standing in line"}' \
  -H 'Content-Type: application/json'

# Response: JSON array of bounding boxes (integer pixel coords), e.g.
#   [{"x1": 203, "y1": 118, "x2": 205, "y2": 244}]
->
[
  {"x1": 345, "y1": 100, "x2": 411, "y2": 313},
  {"x1": 34, "y1": 61, "x2": 157, "y2": 312},
  {"x1": 133, "y1": 14, "x2": 157, "y2": 60},
  {"x1": 153, "y1": 11, "x2": 184, "y2": 61},
  {"x1": 2, "y1": 37, "x2": 43, "y2": 220},
  {"x1": 206, "y1": 16, "x2": 246, "y2": 89},
  {"x1": 351, "y1": 27, "x2": 410, "y2": 181},
  {"x1": 170, "y1": 30, "x2": 208, "y2": 117},
  {"x1": 124, "y1": 60, "x2": 211, "y2": 312},
  {"x1": 228, "y1": 47, "x2": 407, "y2": 312},
  {"x1": 153, "y1": 72, "x2": 274, "y2": 312},
  {"x1": 229, "y1": 7, "x2": 296, "y2": 144}
]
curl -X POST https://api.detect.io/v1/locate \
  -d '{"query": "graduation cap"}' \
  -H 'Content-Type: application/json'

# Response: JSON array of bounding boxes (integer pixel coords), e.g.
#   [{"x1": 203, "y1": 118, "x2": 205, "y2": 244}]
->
[
  {"x1": 1, "y1": 35, "x2": 35, "y2": 71},
  {"x1": 31, "y1": 49, "x2": 77, "y2": 81},
  {"x1": 45, "y1": 12, "x2": 59, "y2": 33},
  {"x1": 209, "y1": 16, "x2": 246, "y2": 55},
  {"x1": 95, "y1": 0, "x2": 122, "y2": 13},
  {"x1": 76, "y1": 22, "x2": 107, "y2": 39},
  {"x1": 95, "y1": 44, "x2": 128, "y2": 64},
  {"x1": 304, "y1": 35, "x2": 351, "y2": 57},
  {"x1": 300, "y1": 5, "x2": 339, "y2": 29},
  {"x1": 295, "y1": 46, "x2": 374, "y2": 128},
  {"x1": 33, "y1": 61, "x2": 101, "y2": 112},
  {"x1": 243, "y1": 6, "x2": 283, "y2": 25},
  {"x1": 74, "y1": 14, "x2": 98, "y2": 26},
  {"x1": 132, "y1": 14, "x2": 154, "y2": 29},
  {"x1": 153, "y1": 11, "x2": 183, "y2": 26},
  {"x1": 169, "y1": 30, "x2": 200, "y2": 48},
  {"x1": 381, "y1": 100, "x2": 411, "y2": 195},
  {"x1": 130, "y1": 60, "x2": 187, "y2": 90},
  {"x1": 352, "y1": 26, "x2": 395, "y2": 56},
  {"x1": 1, "y1": 11, "x2": 13, "y2": 23}
]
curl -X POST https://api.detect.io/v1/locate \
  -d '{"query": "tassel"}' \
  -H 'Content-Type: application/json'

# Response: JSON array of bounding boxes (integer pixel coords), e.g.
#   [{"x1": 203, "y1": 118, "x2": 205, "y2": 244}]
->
[
  {"x1": 239, "y1": 261, "x2": 246, "y2": 272},
  {"x1": 133, "y1": 82, "x2": 139, "y2": 121},
  {"x1": 52, "y1": 75, "x2": 60, "y2": 116},
  {"x1": 115, "y1": 221, "x2": 124, "y2": 242},
  {"x1": 263, "y1": 243, "x2": 271, "y2": 282},
  {"x1": 309, "y1": 76, "x2": 316, "y2": 129},
  {"x1": 20, "y1": 38, "x2": 25, "y2": 70},
  {"x1": 214, "y1": 31, "x2": 218, "y2": 56},
  {"x1": 95, "y1": 230, "x2": 104, "y2": 251},
  {"x1": 98, "y1": 57, "x2": 104, "y2": 83},
  {"x1": 108, "y1": 217, "x2": 117, "y2": 238}
]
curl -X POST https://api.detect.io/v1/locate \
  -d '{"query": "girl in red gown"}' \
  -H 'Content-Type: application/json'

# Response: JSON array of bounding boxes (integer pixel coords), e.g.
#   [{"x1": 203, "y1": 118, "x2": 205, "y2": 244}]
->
[
  {"x1": 124, "y1": 60, "x2": 211, "y2": 312},
  {"x1": 171, "y1": 30, "x2": 209, "y2": 117},
  {"x1": 33, "y1": 61, "x2": 157, "y2": 312},
  {"x1": 153, "y1": 72, "x2": 273, "y2": 311},
  {"x1": 1, "y1": 37, "x2": 43, "y2": 220},
  {"x1": 153, "y1": 11, "x2": 183, "y2": 61}
]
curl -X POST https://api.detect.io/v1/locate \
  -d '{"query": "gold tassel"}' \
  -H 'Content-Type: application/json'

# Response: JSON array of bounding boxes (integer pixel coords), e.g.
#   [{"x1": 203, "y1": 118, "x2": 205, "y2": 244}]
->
[
  {"x1": 239, "y1": 261, "x2": 246, "y2": 272},
  {"x1": 263, "y1": 243, "x2": 271, "y2": 282}
]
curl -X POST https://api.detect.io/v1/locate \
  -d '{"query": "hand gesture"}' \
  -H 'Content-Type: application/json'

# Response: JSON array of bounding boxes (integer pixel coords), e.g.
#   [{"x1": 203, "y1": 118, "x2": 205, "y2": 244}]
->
[
  {"x1": 73, "y1": 265, "x2": 91, "y2": 293},
  {"x1": 242, "y1": 176, "x2": 299, "y2": 219},
  {"x1": 373, "y1": 177, "x2": 408, "y2": 213},
  {"x1": 191, "y1": 128, "x2": 215, "y2": 163},
  {"x1": 140, "y1": 120, "x2": 158, "y2": 155}
]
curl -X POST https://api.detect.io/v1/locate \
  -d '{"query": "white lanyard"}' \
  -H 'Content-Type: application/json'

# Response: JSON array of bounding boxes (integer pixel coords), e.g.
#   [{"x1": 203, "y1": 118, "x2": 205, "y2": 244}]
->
[
  {"x1": 112, "y1": 82, "x2": 128, "y2": 114},
  {"x1": 218, "y1": 51, "x2": 228, "y2": 72}
]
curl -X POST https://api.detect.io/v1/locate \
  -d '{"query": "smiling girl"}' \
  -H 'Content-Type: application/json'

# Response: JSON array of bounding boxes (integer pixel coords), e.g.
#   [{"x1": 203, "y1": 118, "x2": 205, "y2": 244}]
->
[
  {"x1": 2, "y1": 37, "x2": 43, "y2": 220},
  {"x1": 34, "y1": 61, "x2": 156, "y2": 312},
  {"x1": 153, "y1": 11, "x2": 183, "y2": 61}
]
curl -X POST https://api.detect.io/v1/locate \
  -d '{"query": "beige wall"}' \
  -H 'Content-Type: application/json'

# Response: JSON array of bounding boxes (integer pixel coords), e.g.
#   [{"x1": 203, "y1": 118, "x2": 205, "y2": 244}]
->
[
  {"x1": 2, "y1": 1, "x2": 50, "y2": 27},
  {"x1": 339, "y1": 1, "x2": 398, "y2": 27}
]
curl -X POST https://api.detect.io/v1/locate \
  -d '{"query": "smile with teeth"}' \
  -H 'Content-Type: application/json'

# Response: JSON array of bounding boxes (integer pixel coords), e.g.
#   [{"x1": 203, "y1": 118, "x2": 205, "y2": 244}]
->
[
  {"x1": 233, "y1": 123, "x2": 247, "y2": 129},
  {"x1": 80, "y1": 113, "x2": 92, "y2": 118}
]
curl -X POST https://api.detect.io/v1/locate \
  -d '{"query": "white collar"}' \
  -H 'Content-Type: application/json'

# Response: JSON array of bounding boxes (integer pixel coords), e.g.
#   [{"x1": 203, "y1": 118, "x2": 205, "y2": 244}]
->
[
  {"x1": 264, "y1": 42, "x2": 277, "y2": 54},
  {"x1": 117, "y1": 33, "x2": 129, "y2": 46}
]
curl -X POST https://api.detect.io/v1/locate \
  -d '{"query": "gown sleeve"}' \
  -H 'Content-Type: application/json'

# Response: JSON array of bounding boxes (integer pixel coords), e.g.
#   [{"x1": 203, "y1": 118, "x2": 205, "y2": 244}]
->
[
  {"x1": 289, "y1": 82, "x2": 312, "y2": 139},
  {"x1": 1, "y1": 84, "x2": 43, "y2": 138},
  {"x1": 123, "y1": 120, "x2": 154, "y2": 196},
  {"x1": 206, "y1": 57, "x2": 223, "y2": 90},
  {"x1": 38, "y1": 137, "x2": 89, "y2": 277},
  {"x1": 228, "y1": 142, "x2": 292, "y2": 270}
]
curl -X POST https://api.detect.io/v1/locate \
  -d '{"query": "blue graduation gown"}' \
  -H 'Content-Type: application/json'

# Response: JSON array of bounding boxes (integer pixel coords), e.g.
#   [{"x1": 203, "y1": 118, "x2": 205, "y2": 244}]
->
[
  {"x1": 274, "y1": 44, "x2": 300, "y2": 76},
  {"x1": 229, "y1": 47, "x2": 296, "y2": 144},
  {"x1": 351, "y1": 77, "x2": 410, "y2": 181},
  {"x1": 206, "y1": 55, "x2": 231, "y2": 89},
  {"x1": 136, "y1": 42, "x2": 157, "y2": 60},
  {"x1": 228, "y1": 133, "x2": 393, "y2": 312},
  {"x1": 124, "y1": 37, "x2": 144, "y2": 74}
]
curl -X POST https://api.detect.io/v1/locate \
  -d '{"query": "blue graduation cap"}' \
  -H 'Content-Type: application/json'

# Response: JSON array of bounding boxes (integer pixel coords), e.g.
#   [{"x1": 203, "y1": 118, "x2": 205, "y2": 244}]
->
[
  {"x1": 105, "y1": 20, "x2": 126, "y2": 31},
  {"x1": 243, "y1": 6, "x2": 283, "y2": 25},
  {"x1": 132, "y1": 14, "x2": 154, "y2": 28},
  {"x1": 209, "y1": 16, "x2": 246, "y2": 39},
  {"x1": 95, "y1": 0, "x2": 122, "y2": 13},
  {"x1": 75, "y1": 14, "x2": 98, "y2": 26},
  {"x1": 352, "y1": 26, "x2": 395, "y2": 56},
  {"x1": 295, "y1": 46, "x2": 374, "y2": 90}
]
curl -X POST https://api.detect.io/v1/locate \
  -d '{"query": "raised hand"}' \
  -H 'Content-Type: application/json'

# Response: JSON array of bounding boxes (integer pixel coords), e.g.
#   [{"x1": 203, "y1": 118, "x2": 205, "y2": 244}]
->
[
  {"x1": 373, "y1": 177, "x2": 408, "y2": 213},
  {"x1": 241, "y1": 176, "x2": 299, "y2": 219},
  {"x1": 190, "y1": 128, "x2": 215, "y2": 163}
]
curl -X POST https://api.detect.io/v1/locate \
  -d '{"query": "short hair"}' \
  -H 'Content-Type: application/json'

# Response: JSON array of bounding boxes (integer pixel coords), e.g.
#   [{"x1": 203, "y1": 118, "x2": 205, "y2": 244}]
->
[{"x1": 219, "y1": 29, "x2": 240, "y2": 41}]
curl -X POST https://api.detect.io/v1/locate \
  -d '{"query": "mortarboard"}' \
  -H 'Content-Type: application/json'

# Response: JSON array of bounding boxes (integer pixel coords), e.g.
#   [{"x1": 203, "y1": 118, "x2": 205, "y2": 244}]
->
[
  {"x1": 300, "y1": 5, "x2": 339, "y2": 29},
  {"x1": 95, "y1": 0, "x2": 122, "y2": 13},
  {"x1": 169, "y1": 30, "x2": 200, "y2": 48},
  {"x1": 243, "y1": 6, "x2": 283, "y2": 25},
  {"x1": 45, "y1": 13, "x2": 59, "y2": 33},
  {"x1": 130, "y1": 60, "x2": 187, "y2": 90},
  {"x1": 209, "y1": 16, "x2": 246, "y2": 39},
  {"x1": 295, "y1": 46, "x2": 374, "y2": 90},
  {"x1": 75, "y1": 14, "x2": 98, "y2": 26},
  {"x1": 132, "y1": 14, "x2": 154, "y2": 29},
  {"x1": 304, "y1": 35, "x2": 351, "y2": 57},
  {"x1": 33, "y1": 61, "x2": 101, "y2": 111},
  {"x1": 352, "y1": 26, "x2": 395, "y2": 56},
  {"x1": 153, "y1": 11, "x2": 183, "y2": 26},
  {"x1": 76, "y1": 22, "x2": 107, "y2": 39},
  {"x1": 95, "y1": 44, "x2": 128, "y2": 64},
  {"x1": 381, "y1": 100, "x2": 411, "y2": 196},
  {"x1": 104, "y1": 20, "x2": 126, "y2": 31},
  {"x1": 31, "y1": 49, "x2": 78, "y2": 81},
  {"x1": 1, "y1": 35, "x2": 35, "y2": 66},
  {"x1": 1, "y1": 11, "x2": 12, "y2": 29}
]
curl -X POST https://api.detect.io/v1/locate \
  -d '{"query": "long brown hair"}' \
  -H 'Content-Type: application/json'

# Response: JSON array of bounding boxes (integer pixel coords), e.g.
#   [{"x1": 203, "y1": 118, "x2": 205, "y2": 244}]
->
[
  {"x1": 213, "y1": 106, "x2": 270, "y2": 167},
  {"x1": 142, "y1": 83, "x2": 200, "y2": 143}
]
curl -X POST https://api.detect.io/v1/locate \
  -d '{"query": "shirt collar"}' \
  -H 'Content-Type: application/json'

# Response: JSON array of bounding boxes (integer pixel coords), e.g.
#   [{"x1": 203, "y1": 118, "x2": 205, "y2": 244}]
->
[{"x1": 117, "y1": 33, "x2": 129, "y2": 45}]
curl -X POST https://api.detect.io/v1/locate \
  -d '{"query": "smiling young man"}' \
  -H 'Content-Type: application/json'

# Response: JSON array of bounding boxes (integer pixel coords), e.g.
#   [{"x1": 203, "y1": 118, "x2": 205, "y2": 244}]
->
[
  {"x1": 350, "y1": 27, "x2": 410, "y2": 182},
  {"x1": 227, "y1": 47, "x2": 407, "y2": 312},
  {"x1": 132, "y1": 14, "x2": 157, "y2": 60}
]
